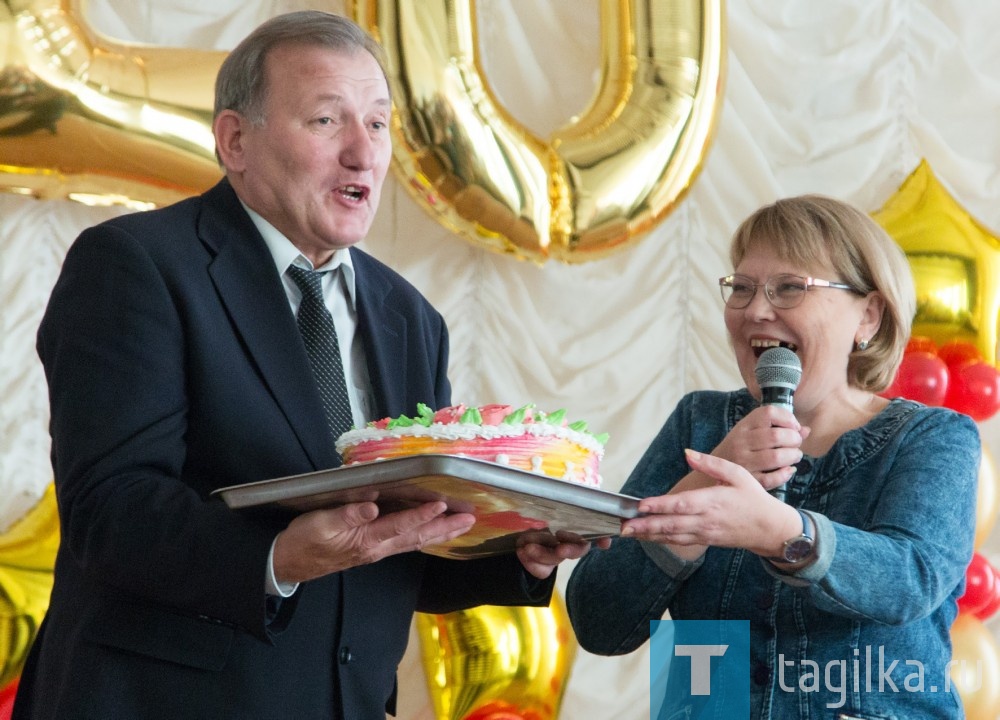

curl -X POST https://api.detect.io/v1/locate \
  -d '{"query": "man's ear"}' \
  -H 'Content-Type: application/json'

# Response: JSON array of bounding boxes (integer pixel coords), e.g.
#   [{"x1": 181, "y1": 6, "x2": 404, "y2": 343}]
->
[{"x1": 213, "y1": 110, "x2": 247, "y2": 172}]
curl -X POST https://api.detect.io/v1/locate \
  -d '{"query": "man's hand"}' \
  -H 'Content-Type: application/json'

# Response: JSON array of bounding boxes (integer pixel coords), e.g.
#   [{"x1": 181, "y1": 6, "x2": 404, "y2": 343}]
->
[
  {"x1": 515, "y1": 532, "x2": 611, "y2": 579},
  {"x1": 272, "y1": 501, "x2": 476, "y2": 584}
]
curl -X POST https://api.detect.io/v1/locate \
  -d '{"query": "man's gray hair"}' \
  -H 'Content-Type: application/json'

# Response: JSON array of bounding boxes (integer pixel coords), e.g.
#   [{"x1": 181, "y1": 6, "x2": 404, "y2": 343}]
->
[{"x1": 214, "y1": 11, "x2": 389, "y2": 126}]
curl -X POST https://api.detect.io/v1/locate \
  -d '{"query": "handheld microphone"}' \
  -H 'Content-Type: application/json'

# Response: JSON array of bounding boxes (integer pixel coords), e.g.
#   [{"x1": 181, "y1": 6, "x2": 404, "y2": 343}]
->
[
  {"x1": 755, "y1": 346, "x2": 801, "y2": 413},
  {"x1": 754, "y1": 346, "x2": 802, "y2": 502}
]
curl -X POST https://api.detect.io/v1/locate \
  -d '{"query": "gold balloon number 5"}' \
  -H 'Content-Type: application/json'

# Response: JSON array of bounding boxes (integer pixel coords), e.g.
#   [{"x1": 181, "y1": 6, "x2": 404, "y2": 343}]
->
[
  {"x1": 0, "y1": 0, "x2": 223, "y2": 208},
  {"x1": 351, "y1": 0, "x2": 726, "y2": 263}
]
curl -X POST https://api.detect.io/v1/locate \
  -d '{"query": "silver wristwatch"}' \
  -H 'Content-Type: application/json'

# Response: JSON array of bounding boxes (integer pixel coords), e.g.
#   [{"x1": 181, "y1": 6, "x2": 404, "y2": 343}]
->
[{"x1": 773, "y1": 508, "x2": 815, "y2": 564}]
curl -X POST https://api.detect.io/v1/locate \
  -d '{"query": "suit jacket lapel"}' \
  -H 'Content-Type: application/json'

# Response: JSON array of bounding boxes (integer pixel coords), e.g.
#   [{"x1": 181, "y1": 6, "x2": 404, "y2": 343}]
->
[
  {"x1": 351, "y1": 249, "x2": 409, "y2": 420},
  {"x1": 198, "y1": 180, "x2": 339, "y2": 470}
]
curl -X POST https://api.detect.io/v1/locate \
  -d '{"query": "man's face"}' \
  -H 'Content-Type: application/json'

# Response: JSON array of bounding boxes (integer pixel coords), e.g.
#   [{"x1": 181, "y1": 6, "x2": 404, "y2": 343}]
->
[{"x1": 232, "y1": 43, "x2": 392, "y2": 264}]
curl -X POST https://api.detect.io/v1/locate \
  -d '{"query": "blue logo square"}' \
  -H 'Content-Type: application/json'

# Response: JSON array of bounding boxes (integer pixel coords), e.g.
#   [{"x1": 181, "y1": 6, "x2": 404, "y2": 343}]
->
[{"x1": 650, "y1": 620, "x2": 750, "y2": 719}]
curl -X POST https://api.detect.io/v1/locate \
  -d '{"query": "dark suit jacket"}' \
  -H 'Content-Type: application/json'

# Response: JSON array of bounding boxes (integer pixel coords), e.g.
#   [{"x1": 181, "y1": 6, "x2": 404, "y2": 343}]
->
[{"x1": 15, "y1": 180, "x2": 552, "y2": 720}]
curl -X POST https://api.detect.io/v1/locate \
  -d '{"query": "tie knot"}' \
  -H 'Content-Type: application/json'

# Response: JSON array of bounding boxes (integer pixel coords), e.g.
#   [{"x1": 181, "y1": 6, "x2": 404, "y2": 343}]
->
[{"x1": 287, "y1": 265, "x2": 326, "y2": 301}]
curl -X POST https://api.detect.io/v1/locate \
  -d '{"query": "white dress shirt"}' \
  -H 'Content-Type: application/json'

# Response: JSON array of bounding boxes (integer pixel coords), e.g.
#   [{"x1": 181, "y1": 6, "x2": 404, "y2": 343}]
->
[{"x1": 241, "y1": 203, "x2": 373, "y2": 597}]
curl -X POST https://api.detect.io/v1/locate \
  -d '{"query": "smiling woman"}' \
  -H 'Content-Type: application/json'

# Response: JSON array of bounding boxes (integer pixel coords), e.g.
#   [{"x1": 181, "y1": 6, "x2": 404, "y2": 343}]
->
[
  {"x1": 726, "y1": 196, "x2": 915, "y2": 400},
  {"x1": 567, "y1": 194, "x2": 982, "y2": 720}
]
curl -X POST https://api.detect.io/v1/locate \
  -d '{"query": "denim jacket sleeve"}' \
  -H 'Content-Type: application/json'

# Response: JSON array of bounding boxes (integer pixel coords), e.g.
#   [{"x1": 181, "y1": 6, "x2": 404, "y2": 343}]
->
[
  {"x1": 765, "y1": 404, "x2": 980, "y2": 624},
  {"x1": 566, "y1": 391, "x2": 724, "y2": 655},
  {"x1": 567, "y1": 393, "x2": 982, "y2": 656}
]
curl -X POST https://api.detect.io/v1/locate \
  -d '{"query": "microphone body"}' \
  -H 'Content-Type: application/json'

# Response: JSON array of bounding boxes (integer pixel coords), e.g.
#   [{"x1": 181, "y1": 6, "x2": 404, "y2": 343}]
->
[{"x1": 754, "y1": 347, "x2": 802, "y2": 502}]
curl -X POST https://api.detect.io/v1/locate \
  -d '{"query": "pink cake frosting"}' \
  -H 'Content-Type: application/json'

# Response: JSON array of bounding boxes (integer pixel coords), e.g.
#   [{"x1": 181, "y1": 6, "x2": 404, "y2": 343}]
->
[{"x1": 335, "y1": 403, "x2": 608, "y2": 487}]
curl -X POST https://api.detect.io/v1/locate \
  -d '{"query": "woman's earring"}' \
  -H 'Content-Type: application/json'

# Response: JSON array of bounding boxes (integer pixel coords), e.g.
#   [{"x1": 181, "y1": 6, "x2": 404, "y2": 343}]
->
[{"x1": 856, "y1": 338, "x2": 869, "y2": 351}]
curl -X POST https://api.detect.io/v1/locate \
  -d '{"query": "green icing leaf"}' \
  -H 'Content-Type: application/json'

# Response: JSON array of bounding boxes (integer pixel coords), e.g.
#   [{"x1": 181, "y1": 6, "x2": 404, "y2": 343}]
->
[
  {"x1": 568, "y1": 420, "x2": 588, "y2": 433},
  {"x1": 415, "y1": 403, "x2": 435, "y2": 426},
  {"x1": 542, "y1": 409, "x2": 566, "y2": 425},
  {"x1": 460, "y1": 407, "x2": 482, "y2": 424},
  {"x1": 593, "y1": 432, "x2": 610, "y2": 446},
  {"x1": 387, "y1": 416, "x2": 417, "y2": 429},
  {"x1": 503, "y1": 406, "x2": 528, "y2": 424}
]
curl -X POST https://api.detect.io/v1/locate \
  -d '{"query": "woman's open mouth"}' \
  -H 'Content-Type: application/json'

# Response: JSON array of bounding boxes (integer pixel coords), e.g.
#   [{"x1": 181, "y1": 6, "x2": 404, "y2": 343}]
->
[{"x1": 750, "y1": 338, "x2": 798, "y2": 359}]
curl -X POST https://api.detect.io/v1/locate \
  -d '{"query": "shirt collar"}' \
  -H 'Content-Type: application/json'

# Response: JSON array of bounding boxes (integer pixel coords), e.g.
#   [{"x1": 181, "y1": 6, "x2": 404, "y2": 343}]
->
[{"x1": 241, "y1": 201, "x2": 358, "y2": 310}]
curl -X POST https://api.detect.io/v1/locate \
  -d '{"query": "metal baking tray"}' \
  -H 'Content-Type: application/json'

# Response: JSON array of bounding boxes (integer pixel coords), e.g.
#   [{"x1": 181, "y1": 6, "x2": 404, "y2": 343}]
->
[{"x1": 212, "y1": 455, "x2": 641, "y2": 559}]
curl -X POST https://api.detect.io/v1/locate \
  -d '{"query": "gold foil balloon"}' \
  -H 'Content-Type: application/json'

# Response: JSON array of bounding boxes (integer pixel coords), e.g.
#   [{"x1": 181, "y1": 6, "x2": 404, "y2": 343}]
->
[
  {"x1": 3, "y1": 1, "x2": 724, "y2": 260},
  {"x1": 0, "y1": 0, "x2": 222, "y2": 208},
  {"x1": 950, "y1": 613, "x2": 1000, "y2": 720},
  {"x1": 975, "y1": 447, "x2": 1000, "y2": 550},
  {"x1": 351, "y1": 0, "x2": 726, "y2": 264},
  {"x1": 872, "y1": 160, "x2": 1000, "y2": 365},
  {"x1": 0, "y1": 484, "x2": 59, "y2": 687},
  {"x1": 417, "y1": 591, "x2": 576, "y2": 720}
]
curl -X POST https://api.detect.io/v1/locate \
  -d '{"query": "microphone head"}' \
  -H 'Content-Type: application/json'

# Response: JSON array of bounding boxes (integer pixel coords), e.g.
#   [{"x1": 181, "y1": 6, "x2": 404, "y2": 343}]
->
[{"x1": 755, "y1": 346, "x2": 802, "y2": 391}]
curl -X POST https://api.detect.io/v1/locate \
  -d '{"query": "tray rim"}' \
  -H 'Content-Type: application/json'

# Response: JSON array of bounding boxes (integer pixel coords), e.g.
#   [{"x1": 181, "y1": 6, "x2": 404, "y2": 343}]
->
[{"x1": 212, "y1": 454, "x2": 641, "y2": 519}]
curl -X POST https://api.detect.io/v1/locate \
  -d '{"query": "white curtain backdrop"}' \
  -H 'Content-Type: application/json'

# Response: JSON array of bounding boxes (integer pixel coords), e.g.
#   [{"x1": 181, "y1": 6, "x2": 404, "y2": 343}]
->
[{"x1": 4, "y1": 1, "x2": 1000, "y2": 717}]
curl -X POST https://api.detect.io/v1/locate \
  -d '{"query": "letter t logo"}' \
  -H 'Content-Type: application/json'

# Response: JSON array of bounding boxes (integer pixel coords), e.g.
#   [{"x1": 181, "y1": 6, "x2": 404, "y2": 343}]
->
[{"x1": 674, "y1": 644, "x2": 729, "y2": 695}]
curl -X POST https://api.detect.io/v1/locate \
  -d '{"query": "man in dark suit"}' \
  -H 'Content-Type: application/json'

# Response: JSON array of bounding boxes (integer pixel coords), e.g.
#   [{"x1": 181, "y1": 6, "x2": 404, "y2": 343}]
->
[{"x1": 14, "y1": 11, "x2": 596, "y2": 719}]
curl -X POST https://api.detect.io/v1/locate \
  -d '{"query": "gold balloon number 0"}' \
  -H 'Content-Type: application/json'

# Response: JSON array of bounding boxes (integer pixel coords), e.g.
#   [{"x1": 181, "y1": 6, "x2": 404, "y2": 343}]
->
[
  {"x1": 0, "y1": 1, "x2": 724, "y2": 263},
  {"x1": 352, "y1": 0, "x2": 726, "y2": 263}
]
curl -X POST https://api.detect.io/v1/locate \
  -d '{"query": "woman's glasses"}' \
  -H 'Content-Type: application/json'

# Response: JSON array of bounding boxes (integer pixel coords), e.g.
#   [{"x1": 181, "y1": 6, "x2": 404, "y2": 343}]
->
[{"x1": 719, "y1": 273, "x2": 861, "y2": 309}]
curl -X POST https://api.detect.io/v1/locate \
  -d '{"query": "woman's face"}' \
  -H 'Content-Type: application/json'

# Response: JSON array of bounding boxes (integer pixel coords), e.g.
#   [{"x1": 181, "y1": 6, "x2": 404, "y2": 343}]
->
[{"x1": 725, "y1": 244, "x2": 881, "y2": 417}]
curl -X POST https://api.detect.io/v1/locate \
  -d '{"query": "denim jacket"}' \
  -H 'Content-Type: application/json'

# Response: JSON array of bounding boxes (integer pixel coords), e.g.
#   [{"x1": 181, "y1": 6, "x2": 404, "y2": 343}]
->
[{"x1": 567, "y1": 389, "x2": 980, "y2": 719}]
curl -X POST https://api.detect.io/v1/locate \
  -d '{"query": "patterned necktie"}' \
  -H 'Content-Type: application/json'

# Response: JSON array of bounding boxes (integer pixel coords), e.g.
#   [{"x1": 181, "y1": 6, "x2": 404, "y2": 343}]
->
[{"x1": 286, "y1": 265, "x2": 354, "y2": 440}]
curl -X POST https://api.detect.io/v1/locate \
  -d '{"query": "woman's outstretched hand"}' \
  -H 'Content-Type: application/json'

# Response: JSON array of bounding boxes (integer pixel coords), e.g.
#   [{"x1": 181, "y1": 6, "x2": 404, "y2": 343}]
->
[{"x1": 620, "y1": 449, "x2": 801, "y2": 557}]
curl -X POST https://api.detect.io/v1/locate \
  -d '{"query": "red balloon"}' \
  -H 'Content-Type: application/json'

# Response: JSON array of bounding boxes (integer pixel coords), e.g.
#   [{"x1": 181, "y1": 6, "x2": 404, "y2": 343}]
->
[
  {"x1": 943, "y1": 360, "x2": 1000, "y2": 421},
  {"x1": 906, "y1": 336, "x2": 939, "y2": 355},
  {"x1": 974, "y1": 560, "x2": 1000, "y2": 621},
  {"x1": 958, "y1": 552, "x2": 997, "y2": 615},
  {"x1": 937, "y1": 340, "x2": 983, "y2": 369},
  {"x1": 0, "y1": 678, "x2": 18, "y2": 720},
  {"x1": 463, "y1": 704, "x2": 535, "y2": 720},
  {"x1": 882, "y1": 351, "x2": 949, "y2": 405}
]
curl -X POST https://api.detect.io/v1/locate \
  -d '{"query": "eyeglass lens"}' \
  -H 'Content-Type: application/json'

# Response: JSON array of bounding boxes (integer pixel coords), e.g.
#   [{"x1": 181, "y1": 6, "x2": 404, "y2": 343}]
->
[{"x1": 721, "y1": 275, "x2": 809, "y2": 309}]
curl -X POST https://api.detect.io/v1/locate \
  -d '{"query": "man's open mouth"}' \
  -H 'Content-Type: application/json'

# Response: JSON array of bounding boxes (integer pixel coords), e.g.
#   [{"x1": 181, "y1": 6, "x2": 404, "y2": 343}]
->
[{"x1": 339, "y1": 184, "x2": 367, "y2": 201}]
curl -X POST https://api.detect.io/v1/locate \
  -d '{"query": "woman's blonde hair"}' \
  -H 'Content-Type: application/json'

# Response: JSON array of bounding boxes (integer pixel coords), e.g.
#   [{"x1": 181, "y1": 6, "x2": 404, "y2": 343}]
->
[{"x1": 729, "y1": 195, "x2": 915, "y2": 392}]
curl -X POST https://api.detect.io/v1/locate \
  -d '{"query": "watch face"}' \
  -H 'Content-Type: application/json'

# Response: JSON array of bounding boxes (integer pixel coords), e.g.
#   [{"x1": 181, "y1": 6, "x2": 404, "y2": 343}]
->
[{"x1": 783, "y1": 537, "x2": 813, "y2": 563}]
